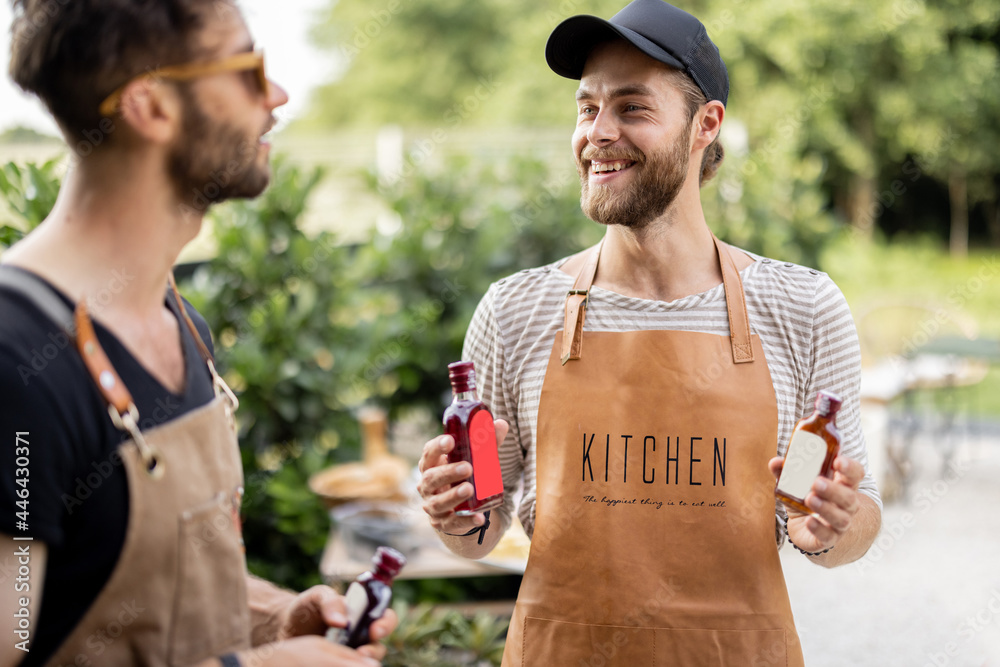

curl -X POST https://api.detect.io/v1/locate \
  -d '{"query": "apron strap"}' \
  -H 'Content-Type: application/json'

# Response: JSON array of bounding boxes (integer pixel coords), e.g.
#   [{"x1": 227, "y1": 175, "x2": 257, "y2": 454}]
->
[
  {"x1": 560, "y1": 238, "x2": 604, "y2": 365},
  {"x1": 713, "y1": 235, "x2": 755, "y2": 364},
  {"x1": 0, "y1": 266, "x2": 77, "y2": 336},
  {"x1": 167, "y1": 272, "x2": 240, "y2": 411},
  {"x1": 560, "y1": 234, "x2": 755, "y2": 364},
  {"x1": 0, "y1": 266, "x2": 164, "y2": 476}
]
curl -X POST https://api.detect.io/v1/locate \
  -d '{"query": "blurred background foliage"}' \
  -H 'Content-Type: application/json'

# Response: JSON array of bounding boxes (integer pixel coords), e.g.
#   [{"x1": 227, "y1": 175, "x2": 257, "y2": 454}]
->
[
  {"x1": 1, "y1": 1, "x2": 999, "y2": 659},
  {"x1": 303, "y1": 0, "x2": 1000, "y2": 254}
]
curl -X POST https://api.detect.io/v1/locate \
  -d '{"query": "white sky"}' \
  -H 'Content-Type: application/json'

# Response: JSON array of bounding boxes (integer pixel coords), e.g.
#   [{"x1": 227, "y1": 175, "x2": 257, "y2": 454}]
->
[{"x1": 0, "y1": 0, "x2": 332, "y2": 135}]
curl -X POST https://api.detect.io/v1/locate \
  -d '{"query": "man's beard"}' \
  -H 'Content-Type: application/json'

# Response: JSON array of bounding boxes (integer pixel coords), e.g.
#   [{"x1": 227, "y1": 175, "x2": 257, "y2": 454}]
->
[
  {"x1": 170, "y1": 88, "x2": 272, "y2": 212},
  {"x1": 577, "y1": 130, "x2": 690, "y2": 229}
]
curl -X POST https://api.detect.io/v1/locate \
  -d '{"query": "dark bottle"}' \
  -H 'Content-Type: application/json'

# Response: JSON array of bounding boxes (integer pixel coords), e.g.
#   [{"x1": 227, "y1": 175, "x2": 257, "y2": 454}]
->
[
  {"x1": 443, "y1": 361, "x2": 504, "y2": 516},
  {"x1": 775, "y1": 390, "x2": 842, "y2": 514},
  {"x1": 326, "y1": 546, "x2": 406, "y2": 648}
]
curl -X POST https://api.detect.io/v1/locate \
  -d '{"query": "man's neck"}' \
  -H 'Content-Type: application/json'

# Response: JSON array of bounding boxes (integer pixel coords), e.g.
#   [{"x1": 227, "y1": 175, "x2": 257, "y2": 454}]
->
[
  {"x1": 2, "y1": 153, "x2": 203, "y2": 320},
  {"x1": 592, "y1": 187, "x2": 724, "y2": 303}
]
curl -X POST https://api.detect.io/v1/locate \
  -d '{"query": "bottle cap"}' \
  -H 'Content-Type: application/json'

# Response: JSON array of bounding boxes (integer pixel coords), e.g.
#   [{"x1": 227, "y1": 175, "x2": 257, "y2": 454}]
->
[
  {"x1": 448, "y1": 361, "x2": 477, "y2": 393},
  {"x1": 815, "y1": 390, "x2": 842, "y2": 417},
  {"x1": 373, "y1": 546, "x2": 406, "y2": 577}
]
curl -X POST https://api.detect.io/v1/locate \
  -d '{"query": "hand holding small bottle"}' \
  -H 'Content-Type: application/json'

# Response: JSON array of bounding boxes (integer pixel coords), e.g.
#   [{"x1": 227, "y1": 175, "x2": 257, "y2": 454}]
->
[
  {"x1": 417, "y1": 419, "x2": 510, "y2": 536},
  {"x1": 769, "y1": 454, "x2": 867, "y2": 555},
  {"x1": 277, "y1": 584, "x2": 397, "y2": 650}
]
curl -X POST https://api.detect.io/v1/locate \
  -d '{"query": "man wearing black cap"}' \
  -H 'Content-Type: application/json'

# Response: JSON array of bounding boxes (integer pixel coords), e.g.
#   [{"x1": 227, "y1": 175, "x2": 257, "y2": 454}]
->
[{"x1": 417, "y1": 1, "x2": 881, "y2": 664}]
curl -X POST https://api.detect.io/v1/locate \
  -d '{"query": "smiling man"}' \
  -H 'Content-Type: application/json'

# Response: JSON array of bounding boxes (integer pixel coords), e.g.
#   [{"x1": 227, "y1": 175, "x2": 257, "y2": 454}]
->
[
  {"x1": 416, "y1": 1, "x2": 882, "y2": 664},
  {"x1": 0, "y1": 1, "x2": 392, "y2": 666}
]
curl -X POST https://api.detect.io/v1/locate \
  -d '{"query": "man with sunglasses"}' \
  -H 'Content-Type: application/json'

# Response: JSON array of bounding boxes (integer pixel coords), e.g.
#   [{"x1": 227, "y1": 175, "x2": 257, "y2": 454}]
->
[{"x1": 0, "y1": 2, "x2": 392, "y2": 666}]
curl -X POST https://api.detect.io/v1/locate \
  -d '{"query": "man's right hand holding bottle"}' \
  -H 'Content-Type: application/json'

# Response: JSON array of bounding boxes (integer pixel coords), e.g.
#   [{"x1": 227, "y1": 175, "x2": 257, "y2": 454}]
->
[{"x1": 417, "y1": 420, "x2": 509, "y2": 554}]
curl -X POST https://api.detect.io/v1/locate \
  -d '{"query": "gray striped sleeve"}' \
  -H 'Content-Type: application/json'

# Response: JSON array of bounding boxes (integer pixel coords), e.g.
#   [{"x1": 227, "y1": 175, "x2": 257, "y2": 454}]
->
[{"x1": 462, "y1": 252, "x2": 881, "y2": 540}]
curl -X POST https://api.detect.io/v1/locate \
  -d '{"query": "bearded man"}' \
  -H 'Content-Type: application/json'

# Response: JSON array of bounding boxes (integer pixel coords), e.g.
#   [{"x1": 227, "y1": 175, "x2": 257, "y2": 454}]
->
[
  {"x1": 416, "y1": 1, "x2": 882, "y2": 664},
  {"x1": 0, "y1": 1, "x2": 393, "y2": 665}
]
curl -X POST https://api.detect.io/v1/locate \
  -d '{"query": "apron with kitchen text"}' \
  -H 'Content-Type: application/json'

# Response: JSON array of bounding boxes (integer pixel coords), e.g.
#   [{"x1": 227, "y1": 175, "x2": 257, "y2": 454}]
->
[
  {"x1": 502, "y1": 236, "x2": 804, "y2": 666},
  {"x1": 0, "y1": 268, "x2": 251, "y2": 667}
]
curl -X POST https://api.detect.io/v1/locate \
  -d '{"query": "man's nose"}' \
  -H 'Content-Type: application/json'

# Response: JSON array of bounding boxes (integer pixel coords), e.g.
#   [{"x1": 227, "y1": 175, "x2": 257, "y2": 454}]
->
[
  {"x1": 266, "y1": 77, "x2": 289, "y2": 110},
  {"x1": 587, "y1": 108, "x2": 620, "y2": 146}
]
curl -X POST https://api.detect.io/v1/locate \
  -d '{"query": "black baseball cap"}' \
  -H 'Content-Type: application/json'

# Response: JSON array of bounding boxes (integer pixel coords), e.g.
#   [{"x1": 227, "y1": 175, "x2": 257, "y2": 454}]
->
[{"x1": 545, "y1": 0, "x2": 729, "y2": 106}]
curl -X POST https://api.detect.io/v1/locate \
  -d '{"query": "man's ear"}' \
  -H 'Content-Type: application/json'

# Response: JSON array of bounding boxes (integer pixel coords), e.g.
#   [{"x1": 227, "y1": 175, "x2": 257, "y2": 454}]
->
[
  {"x1": 116, "y1": 77, "x2": 184, "y2": 145},
  {"x1": 692, "y1": 100, "x2": 724, "y2": 151}
]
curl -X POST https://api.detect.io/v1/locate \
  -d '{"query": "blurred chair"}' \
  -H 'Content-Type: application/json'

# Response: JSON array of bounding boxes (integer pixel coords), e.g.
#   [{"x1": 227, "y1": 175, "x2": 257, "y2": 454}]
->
[{"x1": 856, "y1": 301, "x2": 989, "y2": 502}]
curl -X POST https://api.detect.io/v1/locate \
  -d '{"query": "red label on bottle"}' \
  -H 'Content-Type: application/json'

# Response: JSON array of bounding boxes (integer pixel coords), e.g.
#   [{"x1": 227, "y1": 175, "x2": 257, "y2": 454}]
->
[{"x1": 469, "y1": 411, "x2": 503, "y2": 500}]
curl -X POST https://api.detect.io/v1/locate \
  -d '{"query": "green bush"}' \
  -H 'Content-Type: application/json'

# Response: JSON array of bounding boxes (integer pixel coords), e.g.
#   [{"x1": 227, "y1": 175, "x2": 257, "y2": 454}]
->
[
  {"x1": 0, "y1": 158, "x2": 61, "y2": 248},
  {"x1": 182, "y1": 157, "x2": 375, "y2": 590},
  {"x1": 382, "y1": 602, "x2": 507, "y2": 667},
  {"x1": 352, "y1": 155, "x2": 601, "y2": 416}
]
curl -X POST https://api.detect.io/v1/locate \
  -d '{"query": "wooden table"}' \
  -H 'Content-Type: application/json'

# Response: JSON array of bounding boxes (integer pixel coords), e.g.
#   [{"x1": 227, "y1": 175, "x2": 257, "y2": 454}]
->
[{"x1": 320, "y1": 512, "x2": 529, "y2": 586}]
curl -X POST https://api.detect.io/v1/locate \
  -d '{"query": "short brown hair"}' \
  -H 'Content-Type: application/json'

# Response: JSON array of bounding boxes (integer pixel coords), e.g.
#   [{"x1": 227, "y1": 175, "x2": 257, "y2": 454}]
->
[
  {"x1": 663, "y1": 67, "x2": 725, "y2": 186},
  {"x1": 8, "y1": 0, "x2": 233, "y2": 149}
]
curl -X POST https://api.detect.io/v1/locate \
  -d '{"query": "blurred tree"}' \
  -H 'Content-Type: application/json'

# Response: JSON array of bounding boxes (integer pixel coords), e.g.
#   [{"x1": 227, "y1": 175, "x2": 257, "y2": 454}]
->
[
  {"x1": 0, "y1": 125, "x2": 60, "y2": 144},
  {"x1": 306, "y1": 0, "x2": 1000, "y2": 252},
  {"x1": 707, "y1": 0, "x2": 1000, "y2": 254}
]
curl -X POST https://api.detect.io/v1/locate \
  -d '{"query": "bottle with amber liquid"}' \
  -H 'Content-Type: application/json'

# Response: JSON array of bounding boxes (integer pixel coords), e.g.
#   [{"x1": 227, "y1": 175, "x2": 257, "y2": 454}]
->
[
  {"x1": 775, "y1": 390, "x2": 842, "y2": 514},
  {"x1": 326, "y1": 546, "x2": 406, "y2": 648},
  {"x1": 443, "y1": 361, "x2": 504, "y2": 515}
]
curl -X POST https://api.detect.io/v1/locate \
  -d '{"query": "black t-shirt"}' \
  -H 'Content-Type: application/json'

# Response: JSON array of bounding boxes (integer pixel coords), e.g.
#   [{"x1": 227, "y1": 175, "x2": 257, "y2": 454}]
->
[{"x1": 0, "y1": 267, "x2": 216, "y2": 666}]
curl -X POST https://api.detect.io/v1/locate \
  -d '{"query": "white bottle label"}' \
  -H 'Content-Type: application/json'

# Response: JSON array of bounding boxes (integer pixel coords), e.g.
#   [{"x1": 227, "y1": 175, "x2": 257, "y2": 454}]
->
[
  {"x1": 325, "y1": 581, "x2": 368, "y2": 644},
  {"x1": 777, "y1": 430, "x2": 827, "y2": 500}
]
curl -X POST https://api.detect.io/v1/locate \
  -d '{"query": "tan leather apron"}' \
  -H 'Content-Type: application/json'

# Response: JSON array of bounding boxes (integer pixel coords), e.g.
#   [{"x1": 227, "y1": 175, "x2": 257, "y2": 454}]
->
[
  {"x1": 0, "y1": 271, "x2": 252, "y2": 667},
  {"x1": 503, "y1": 236, "x2": 804, "y2": 667}
]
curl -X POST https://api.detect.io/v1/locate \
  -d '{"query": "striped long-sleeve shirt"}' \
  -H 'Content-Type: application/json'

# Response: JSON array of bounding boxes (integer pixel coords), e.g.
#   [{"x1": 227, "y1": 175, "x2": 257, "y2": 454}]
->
[{"x1": 462, "y1": 248, "x2": 881, "y2": 542}]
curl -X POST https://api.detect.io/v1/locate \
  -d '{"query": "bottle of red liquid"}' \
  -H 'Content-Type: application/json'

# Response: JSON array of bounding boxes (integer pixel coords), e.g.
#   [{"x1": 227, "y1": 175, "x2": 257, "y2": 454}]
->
[
  {"x1": 775, "y1": 390, "x2": 842, "y2": 514},
  {"x1": 326, "y1": 546, "x2": 406, "y2": 648},
  {"x1": 443, "y1": 361, "x2": 504, "y2": 515}
]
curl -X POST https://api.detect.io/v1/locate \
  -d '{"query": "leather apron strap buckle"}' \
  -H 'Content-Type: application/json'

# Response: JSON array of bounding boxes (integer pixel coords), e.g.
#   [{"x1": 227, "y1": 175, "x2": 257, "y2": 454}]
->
[
  {"x1": 76, "y1": 300, "x2": 166, "y2": 479},
  {"x1": 560, "y1": 290, "x2": 589, "y2": 365},
  {"x1": 560, "y1": 234, "x2": 756, "y2": 364},
  {"x1": 560, "y1": 239, "x2": 603, "y2": 364}
]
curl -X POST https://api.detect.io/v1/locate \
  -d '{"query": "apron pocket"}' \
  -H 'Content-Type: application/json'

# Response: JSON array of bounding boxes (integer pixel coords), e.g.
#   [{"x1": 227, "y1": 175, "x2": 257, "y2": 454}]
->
[
  {"x1": 168, "y1": 493, "x2": 250, "y2": 666},
  {"x1": 652, "y1": 627, "x2": 787, "y2": 666},
  {"x1": 522, "y1": 616, "x2": 654, "y2": 666}
]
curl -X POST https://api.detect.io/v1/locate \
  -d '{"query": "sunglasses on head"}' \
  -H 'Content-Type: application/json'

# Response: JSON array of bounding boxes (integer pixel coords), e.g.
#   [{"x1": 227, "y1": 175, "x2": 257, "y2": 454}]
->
[{"x1": 99, "y1": 50, "x2": 268, "y2": 116}]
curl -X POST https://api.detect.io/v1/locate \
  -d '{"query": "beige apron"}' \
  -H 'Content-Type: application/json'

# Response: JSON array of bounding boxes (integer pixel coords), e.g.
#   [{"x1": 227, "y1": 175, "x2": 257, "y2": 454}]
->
[
  {"x1": 3, "y1": 272, "x2": 253, "y2": 667},
  {"x1": 503, "y1": 236, "x2": 804, "y2": 666}
]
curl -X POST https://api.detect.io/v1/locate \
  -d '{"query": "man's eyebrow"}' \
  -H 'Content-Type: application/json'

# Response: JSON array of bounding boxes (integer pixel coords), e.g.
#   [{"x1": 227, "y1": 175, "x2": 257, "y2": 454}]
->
[{"x1": 576, "y1": 83, "x2": 657, "y2": 101}]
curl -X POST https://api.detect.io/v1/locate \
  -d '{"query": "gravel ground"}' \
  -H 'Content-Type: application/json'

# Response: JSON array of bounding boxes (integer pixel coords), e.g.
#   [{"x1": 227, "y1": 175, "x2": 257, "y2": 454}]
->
[{"x1": 782, "y1": 426, "x2": 1000, "y2": 667}]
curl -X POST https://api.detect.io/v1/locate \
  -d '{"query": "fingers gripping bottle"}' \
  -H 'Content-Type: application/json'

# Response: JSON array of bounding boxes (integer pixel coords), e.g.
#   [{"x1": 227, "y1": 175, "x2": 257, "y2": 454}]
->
[
  {"x1": 443, "y1": 361, "x2": 504, "y2": 515},
  {"x1": 326, "y1": 546, "x2": 406, "y2": 648},
  {"x1": 775, "y1": 390, "x2": 842, "y2": 514}
]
